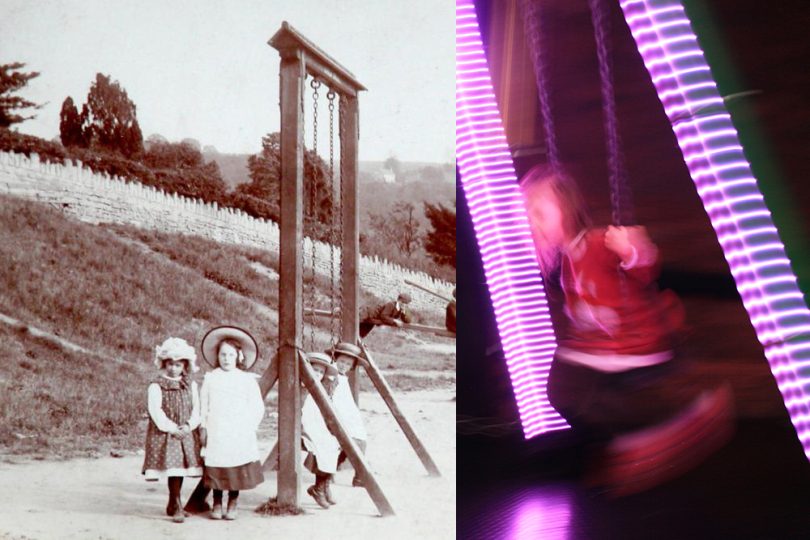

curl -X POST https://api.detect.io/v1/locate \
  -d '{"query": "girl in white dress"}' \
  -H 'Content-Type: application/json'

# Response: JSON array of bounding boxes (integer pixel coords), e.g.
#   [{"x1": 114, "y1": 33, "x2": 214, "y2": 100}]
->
[{"x1": 199, "y1": 326, "x2": 265, "y2": 520}]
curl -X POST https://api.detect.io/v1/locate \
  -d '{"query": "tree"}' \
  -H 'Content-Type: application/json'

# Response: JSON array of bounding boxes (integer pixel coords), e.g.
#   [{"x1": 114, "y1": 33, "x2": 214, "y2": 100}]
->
[
  {"x1": 424, "y1": 202, "x2": 456, "y2": 268},
  {"x1": 59, "y1": 97, "x2": 87, "y2": 147},
  {"x1": 369, "y1": 202, "x2": 422, "y2": 257},
  {"x1": 238, "y1": 132, "x2": 334, "y2": 237},
  {"x1": 142, "y1": 140, "x2": 227, "y2": 201},
  {"x1": 0, "y1": 62, "x2": 41, "y2": 127},
  {"x1": 143, "y1": 141, "x2": 204, "y2": 170},
  {"x1": 82, "y1": 73, "x2": 143, "y2": 158}
]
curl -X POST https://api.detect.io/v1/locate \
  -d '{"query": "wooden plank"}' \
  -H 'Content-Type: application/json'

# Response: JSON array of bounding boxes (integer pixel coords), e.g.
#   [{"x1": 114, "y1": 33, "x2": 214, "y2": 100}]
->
[
  {"x1": 365, "y1": 319, "x2": 456, "y2": 339},
  {"x1": 340, "y1": 93, "x2": 361, "y2": 405},
  {"x1": 404, "y1": 278, "x2": 453, "y2": 302},
  {"x1": 305, "y1": 308, "x2": 339, "y2": 317},
  {"x1": 276, "y1": 47, "x2": 305, "y2": 507},
  {"x1": 298, "y1": 352, "x2": 395, "y2": 516},
  {"x1": 358, "y1": 342, "x2": 442, "y2": 477}
]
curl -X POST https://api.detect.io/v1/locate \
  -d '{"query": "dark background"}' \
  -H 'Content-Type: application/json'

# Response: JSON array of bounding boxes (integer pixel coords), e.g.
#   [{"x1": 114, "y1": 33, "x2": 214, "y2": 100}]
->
[{"x1": 457, "y1": 1, "x2": 810, "y2": 538}]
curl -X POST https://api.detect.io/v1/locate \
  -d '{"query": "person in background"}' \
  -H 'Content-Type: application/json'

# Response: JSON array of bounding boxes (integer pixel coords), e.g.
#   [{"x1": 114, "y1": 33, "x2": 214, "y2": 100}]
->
[{"x1": 359, "y1": 292, "x2": 413, "y2": 338}]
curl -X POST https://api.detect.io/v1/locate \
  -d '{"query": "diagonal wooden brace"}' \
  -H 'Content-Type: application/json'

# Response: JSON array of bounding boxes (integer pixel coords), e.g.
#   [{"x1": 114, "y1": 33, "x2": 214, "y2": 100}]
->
[{"x1": 358, "y1": 342, "x2": 441, "y2": 477}]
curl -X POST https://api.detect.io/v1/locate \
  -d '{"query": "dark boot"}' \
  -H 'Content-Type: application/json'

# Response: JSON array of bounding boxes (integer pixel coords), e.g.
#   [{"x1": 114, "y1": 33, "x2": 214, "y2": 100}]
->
[
  {"x1": 210, "y1": 489, "x2": 223, "y2": 520},
  {"x1": 307, "y1": 474, "x2": 330, "y2": 509},
  {"x1": 167, "y1": 477, "x2": 185, "y2": 523},
  {"x1": 324, "y1": 475, "x2": 336, "y2": 505},
  {"x1": 224, "y1": 490, "x2": 239, "y2": 520}
]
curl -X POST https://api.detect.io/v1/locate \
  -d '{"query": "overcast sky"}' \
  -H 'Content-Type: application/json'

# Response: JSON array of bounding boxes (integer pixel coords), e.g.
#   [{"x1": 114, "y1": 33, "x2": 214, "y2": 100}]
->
[{"x1": 1, "y1": 0, "x2": 454, "y2": 162}]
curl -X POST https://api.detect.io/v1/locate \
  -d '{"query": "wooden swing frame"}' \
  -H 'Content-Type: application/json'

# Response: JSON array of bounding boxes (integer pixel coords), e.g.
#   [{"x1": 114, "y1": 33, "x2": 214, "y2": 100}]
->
[
  {"x1": 267, "y1": 22, "x2": 440, "y2": 515},
  {"x1": 184, "y1": 23, "x2": 440, "y2": 517}
]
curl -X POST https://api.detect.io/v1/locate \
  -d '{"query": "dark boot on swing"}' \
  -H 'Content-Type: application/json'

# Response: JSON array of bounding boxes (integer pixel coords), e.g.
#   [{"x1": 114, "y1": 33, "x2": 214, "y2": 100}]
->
[
  {"x1": 324, "y1": 474, "x2": 337, "y2": 505},
  {"x1": 307, "y1": 474, "x2": 330, "y2": 509}
]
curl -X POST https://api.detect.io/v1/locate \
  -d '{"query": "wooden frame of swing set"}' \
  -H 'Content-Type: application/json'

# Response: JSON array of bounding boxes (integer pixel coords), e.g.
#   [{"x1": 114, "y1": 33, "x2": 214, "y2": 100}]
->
[{"x1": 262, "y1": 22, "x2": 439, "y2": 515}]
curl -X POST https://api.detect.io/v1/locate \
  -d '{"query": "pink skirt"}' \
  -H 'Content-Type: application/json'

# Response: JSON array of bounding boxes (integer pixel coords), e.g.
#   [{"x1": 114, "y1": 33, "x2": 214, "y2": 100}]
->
[{"x1": 203, "y1": 461, "x2": 264, "y2": 491}]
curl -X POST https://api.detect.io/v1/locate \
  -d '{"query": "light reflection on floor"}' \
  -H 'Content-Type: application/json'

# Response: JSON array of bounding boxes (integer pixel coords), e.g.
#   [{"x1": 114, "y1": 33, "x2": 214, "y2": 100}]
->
[
  {"x1": 459, "y1": 482, "x2": 575, "y2": 540},
  {"x1": 508, "y1": 486, "x2": 573, "y2": 540}
]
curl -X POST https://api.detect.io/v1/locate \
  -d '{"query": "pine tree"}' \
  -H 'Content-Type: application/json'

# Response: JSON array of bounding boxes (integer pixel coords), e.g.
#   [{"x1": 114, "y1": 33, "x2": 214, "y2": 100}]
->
[
  {"x1": 83, "y1": 73, "x2": 143, "y2": 158},
  {"x1": 0, "y1": 62, "x2": 41, "y2": 127},
  {"x1": 59, "y1": 97, "x2": 87, "y2": 147}
]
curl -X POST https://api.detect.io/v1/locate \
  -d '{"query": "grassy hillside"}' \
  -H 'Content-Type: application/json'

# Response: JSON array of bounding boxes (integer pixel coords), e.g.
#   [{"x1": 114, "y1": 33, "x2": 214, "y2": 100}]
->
[{"x1": 0, "y1": 195, "x2": 453, "y2": 458}]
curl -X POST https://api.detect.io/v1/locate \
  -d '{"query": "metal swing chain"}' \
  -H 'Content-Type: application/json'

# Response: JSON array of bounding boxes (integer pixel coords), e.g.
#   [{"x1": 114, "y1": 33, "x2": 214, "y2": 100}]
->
[
  {"x1": 337, "y1": 95, "x2": 346, "y2": 345},
  {"x1": 520, "y1": 0, "x2": 561, "y2": 174},
  {"x1": 327, "y1": 90, "x2": 339, "y2": 347},
  {"x1": 588, "y1": 0, "x2": 635, "y2": 226},
  {"x1": 308, "y1": 78, "x2": 321, "y2": 351}
]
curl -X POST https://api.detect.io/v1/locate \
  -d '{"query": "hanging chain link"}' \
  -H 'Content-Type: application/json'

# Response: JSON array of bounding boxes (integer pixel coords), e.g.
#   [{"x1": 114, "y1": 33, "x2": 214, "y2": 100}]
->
[
  {"x1": 337, "y1": 95, "x2": 346, "y2": 344},
  {"x1": 308, "y1": 78, "x2": 321, "y2": 351},
  {"x1": 589, "y1": 0, "x2": 635, "y2": 226},
  {"x1": 327, "y1": 90, "x2": 339, "y2": 347},
  {"x1": 520, "y1": 0, "x2": 561, "y2": 175}
]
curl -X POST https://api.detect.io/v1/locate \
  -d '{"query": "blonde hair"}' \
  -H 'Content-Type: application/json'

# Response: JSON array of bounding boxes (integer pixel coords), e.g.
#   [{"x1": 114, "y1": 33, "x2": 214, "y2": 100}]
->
[{"x1": 520, "y1": 164, "x2": 591, "y2": 276}]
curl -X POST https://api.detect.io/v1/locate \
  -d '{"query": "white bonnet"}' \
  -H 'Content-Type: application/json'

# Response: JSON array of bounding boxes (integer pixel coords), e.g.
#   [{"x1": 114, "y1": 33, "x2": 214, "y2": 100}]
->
[{"x1": 154, "y1": 337, "x2": 199, "y2": 373}]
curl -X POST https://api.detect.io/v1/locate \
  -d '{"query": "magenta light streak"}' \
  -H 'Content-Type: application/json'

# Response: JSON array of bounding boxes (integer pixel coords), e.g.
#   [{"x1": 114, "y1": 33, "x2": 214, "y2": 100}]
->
[
  {"x1": 456, "y1": 0, "x2": 568, "y2": 438},
  {"x1": 619, "y1": 0, "x2": 810, "y2": 459}
]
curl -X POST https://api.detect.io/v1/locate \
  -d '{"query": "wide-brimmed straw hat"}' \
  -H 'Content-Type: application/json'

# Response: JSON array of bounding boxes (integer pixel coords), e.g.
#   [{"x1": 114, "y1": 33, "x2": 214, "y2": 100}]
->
[
  {"x1": 154, "y1": 337, "x2": 199, "y2": 373},
  {"x1": 201, "y1": 326, "x2": 259, "y2": 370},
  {"x1": 327, "y1": 342, "x2": 364, "y2": 363},
  {"x1": 306, "y1": 352, "x2": 338, "y2": 378}
]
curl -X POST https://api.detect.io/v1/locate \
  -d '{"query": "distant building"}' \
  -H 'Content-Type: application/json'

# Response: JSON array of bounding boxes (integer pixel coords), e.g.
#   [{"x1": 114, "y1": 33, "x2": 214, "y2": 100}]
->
[{"x1": 380, "y1": 166, "x2": 396, "y2": 184}]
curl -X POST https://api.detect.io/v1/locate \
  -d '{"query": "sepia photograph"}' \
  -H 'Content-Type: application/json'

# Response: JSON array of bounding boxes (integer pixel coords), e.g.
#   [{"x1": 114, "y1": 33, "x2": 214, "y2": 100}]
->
[{"x1": 0, "y1": 1, "x2": 455, "y2": 538}]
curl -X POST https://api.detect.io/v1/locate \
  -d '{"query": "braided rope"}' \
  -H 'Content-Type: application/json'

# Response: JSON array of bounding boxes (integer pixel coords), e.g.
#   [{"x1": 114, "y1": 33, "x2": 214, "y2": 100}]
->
[
  {"x1": 520, "y1": 0, "x2": 561, "y2": 173},
  {"x1": 588, "y1": 0, "x2": 635, "y2": 226}
]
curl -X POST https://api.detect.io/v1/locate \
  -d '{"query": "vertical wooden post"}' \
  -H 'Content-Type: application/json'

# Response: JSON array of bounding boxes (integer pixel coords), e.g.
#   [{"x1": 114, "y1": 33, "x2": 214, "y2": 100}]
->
[
  {"x1": 340, "y1": 93, "x2": 361, "y2": 404},
  {"x1": 277, "y1": 48, "x2": 305, "y2": 507}
]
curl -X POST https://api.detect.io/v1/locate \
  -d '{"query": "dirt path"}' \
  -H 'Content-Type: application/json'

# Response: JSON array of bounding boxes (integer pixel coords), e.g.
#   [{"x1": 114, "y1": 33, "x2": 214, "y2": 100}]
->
[{"x1": 0, "y1": 388, "x2": 455, "y2": 540}]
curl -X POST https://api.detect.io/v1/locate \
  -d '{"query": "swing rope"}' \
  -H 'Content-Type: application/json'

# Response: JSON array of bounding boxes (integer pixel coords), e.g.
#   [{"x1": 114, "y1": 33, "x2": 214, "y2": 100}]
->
[
  {"x1": 520, "y1": 0, "x2": 561, "y2": 174},
  {"x1": 588, "y1": 0, "x2": 635, "y2": 226}
]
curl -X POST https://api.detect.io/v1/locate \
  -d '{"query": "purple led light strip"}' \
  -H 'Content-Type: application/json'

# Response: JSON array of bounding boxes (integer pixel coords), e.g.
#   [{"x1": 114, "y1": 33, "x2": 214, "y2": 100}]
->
[
  {"x1": 619, "y1": 0, "x2": 810, "y2": 459},
  {"x1": 456, "y1": 0, "x2": 568, "y2": 438}
]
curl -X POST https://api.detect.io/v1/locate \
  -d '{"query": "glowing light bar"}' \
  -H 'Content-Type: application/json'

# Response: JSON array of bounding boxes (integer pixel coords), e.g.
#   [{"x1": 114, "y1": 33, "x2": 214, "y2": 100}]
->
[
  {"x1": 619, "y1": 0, "x2": 810, "y2": 459},
  {"x1": 456, "y1": 0, "x2": 568, "y2": 438}
]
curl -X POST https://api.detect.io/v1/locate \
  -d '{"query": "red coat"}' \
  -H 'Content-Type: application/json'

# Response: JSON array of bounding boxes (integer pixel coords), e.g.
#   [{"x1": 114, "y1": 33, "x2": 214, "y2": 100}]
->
[{"x1": 558, "y1": 229, "x2": 684, "y2": 356}]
